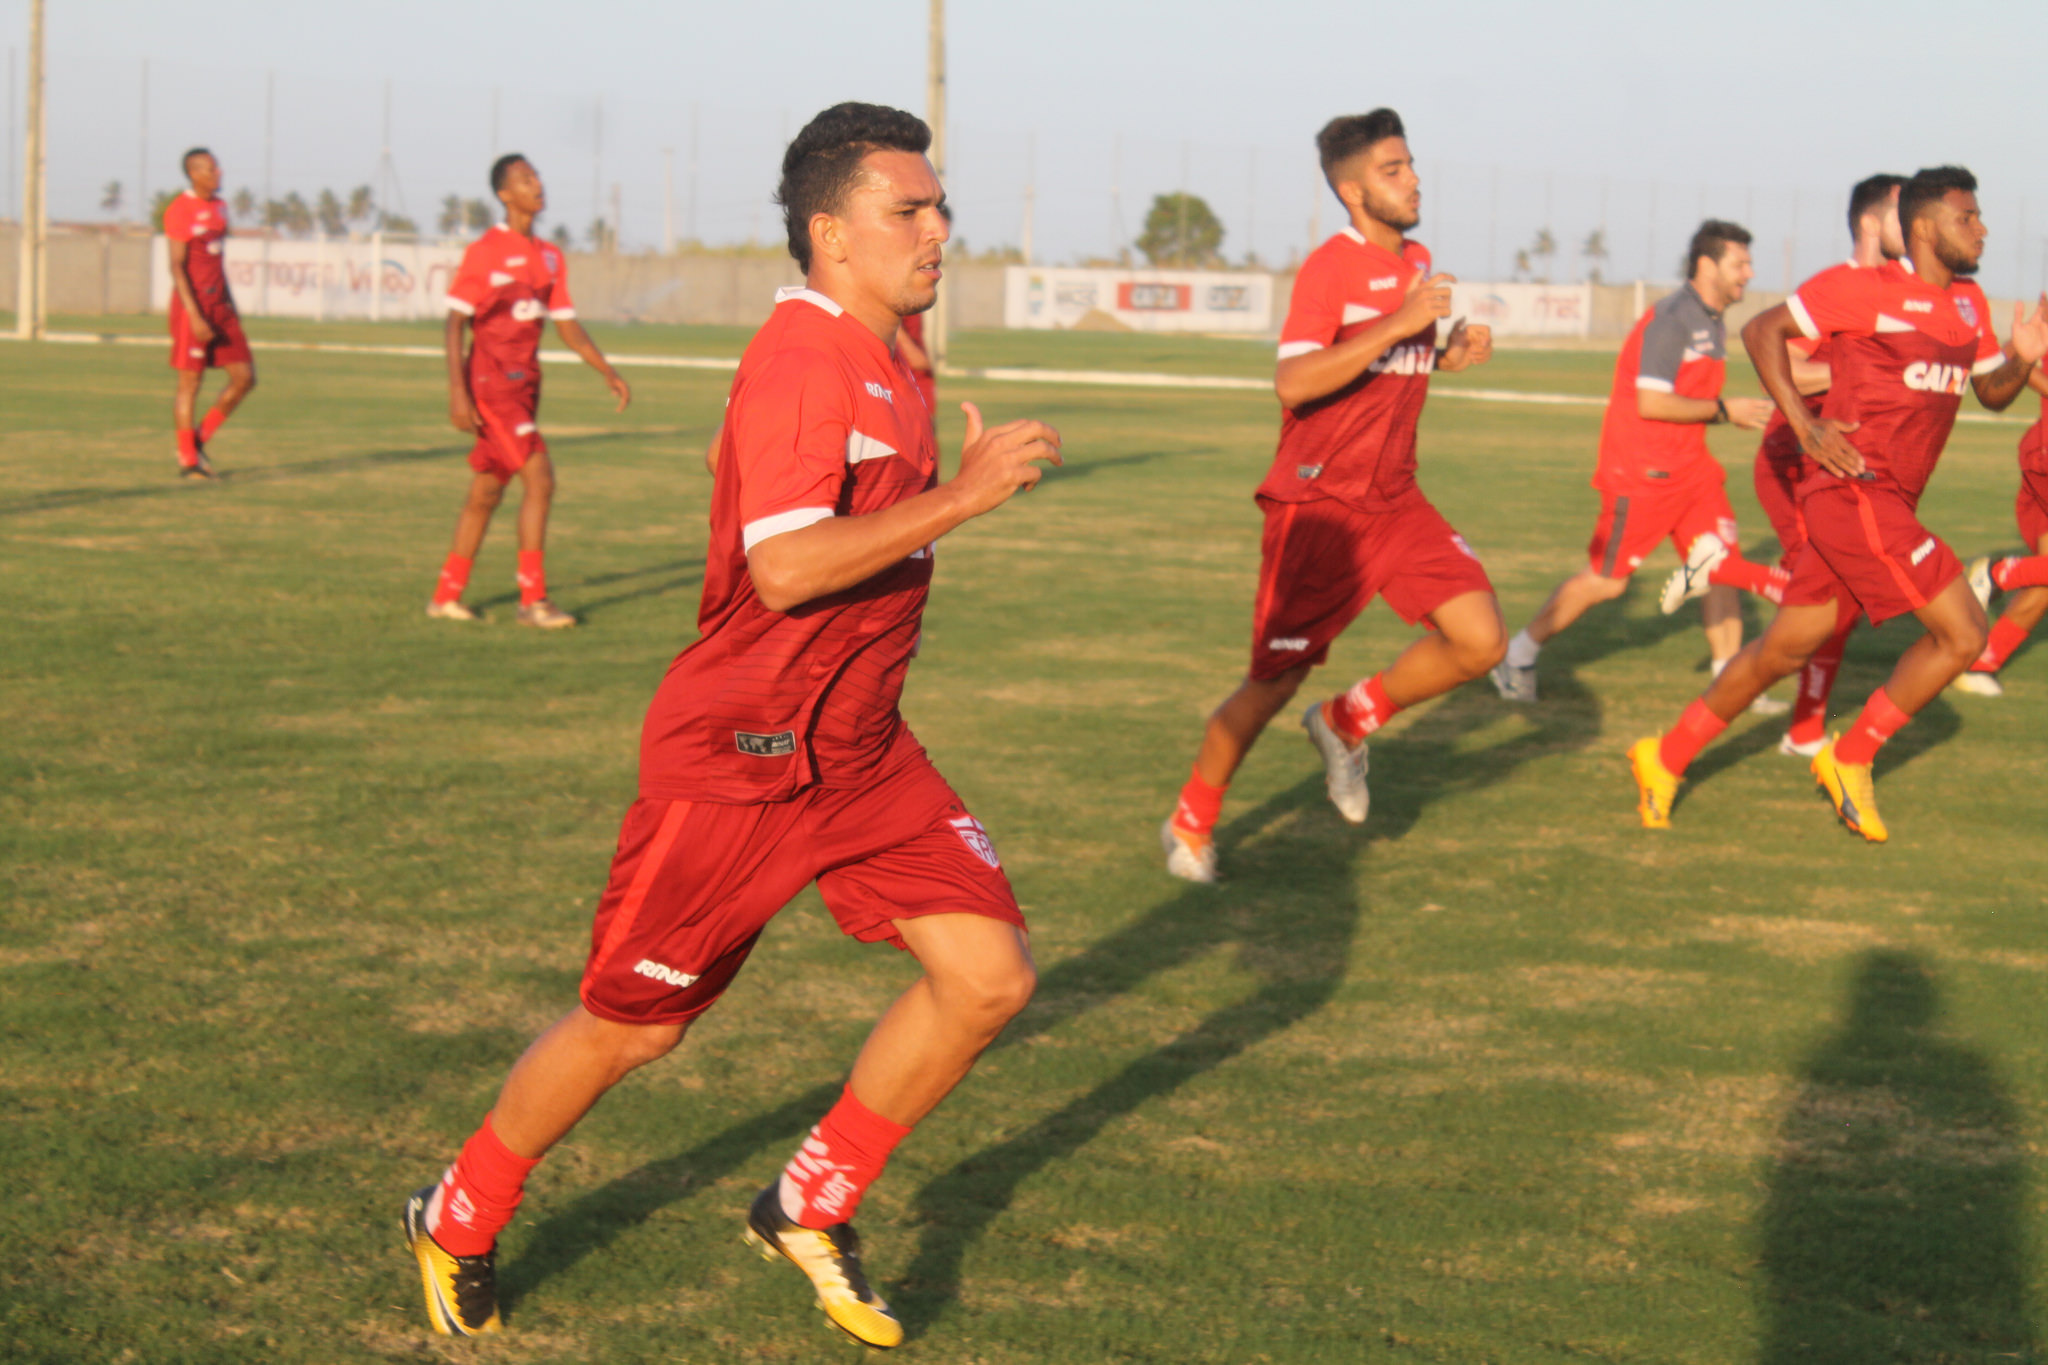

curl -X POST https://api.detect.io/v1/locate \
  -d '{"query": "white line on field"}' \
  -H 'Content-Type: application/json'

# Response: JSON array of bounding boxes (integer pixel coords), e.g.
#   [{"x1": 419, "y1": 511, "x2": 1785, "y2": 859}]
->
[{"x1": 7, "y1": 330, "x2": 2027, "y2": 424}]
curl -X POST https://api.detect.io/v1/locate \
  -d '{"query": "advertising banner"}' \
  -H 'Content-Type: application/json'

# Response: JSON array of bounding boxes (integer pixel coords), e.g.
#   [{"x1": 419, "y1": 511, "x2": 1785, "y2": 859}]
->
[
  {"x1": 1004, "y1": 266, "x2": 1273, "y2": 333},
  {"x1": 1445, "y1": 281, "x2": 1591, "y2": 339},
  {"x1": 152, "y1": 235, "x2": 466, "y2": 320}
]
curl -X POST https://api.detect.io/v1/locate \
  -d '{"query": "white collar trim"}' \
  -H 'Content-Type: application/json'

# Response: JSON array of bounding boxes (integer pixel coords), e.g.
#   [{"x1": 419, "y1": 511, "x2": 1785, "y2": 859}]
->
[
  {"x1": 775, "y1": 285, "x2": 844, "y2": 317},
  {"x1": 1339, "y1": 226, "x2": 1367, "y2": 245}
]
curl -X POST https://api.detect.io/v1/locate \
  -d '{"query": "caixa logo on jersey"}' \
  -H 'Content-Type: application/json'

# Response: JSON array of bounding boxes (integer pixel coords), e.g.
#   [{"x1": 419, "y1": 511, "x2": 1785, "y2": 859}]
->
[
  {"x1": 948, "y1": 815, "x2": 1002, "y2": 869},
  {"x1": 1367, "y1": 341, "x2": 1436, "y2": 376},
  {"x1": 1902, "y1": 360, "x2": 1969, "y2": 395},
  {"x1": 510, "y1": 299, "x2": 547, "y2": 322}
]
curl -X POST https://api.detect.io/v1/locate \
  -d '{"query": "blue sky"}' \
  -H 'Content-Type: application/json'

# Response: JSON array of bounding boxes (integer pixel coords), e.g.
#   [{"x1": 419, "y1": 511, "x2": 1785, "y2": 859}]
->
[{"x1": 6, "y1": 0, "x2": 2045, "y2": 292}]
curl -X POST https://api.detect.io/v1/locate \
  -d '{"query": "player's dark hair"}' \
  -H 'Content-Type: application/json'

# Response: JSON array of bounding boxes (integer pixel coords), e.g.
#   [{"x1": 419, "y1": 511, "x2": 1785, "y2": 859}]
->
[
  {"x1": 1898, "y1": 166, "x2": 1977, "y2": 236},
  {"x1": 1684, "y1": 219, "x2": 1751, "y2": 279},
  {"x1": 1315, "y1": 109, "x2": 1405, "y2": 188},
  {"x1": 490, "y1": 153, "x2": 529, "y2": 196},
  {"x1": 776, "y1": 103, "x2": 932, "y2": 272},
  {"x1": 181, "y1": 147, "x2": 211, "y2": 178},
  {"x1": 1846, "y1": 173, "x2": 1905, "y2": 240}
]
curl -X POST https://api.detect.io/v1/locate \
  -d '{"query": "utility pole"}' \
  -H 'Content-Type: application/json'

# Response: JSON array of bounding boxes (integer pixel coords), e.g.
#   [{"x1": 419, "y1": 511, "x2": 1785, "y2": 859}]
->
[
  {"x1": 1245, "y1": 146, "x2": 1256, "y2": 267},
  {"x1": 610, "y1": 183, "x2": 622, "y2": 255},
  {"x1": 1110, "y1": 133, "x2": 1124, "y2": 264},
  {"x1": 9, "y1": 46, "x2": 17, "y2": 223},
  {"x1": 925, "y1": 0, "x2": 947, "y2": 367},
  {"x1": 592, "y1": 98, "x2": 603, "y2": 247},
  {"x1": 688, "y1": 103, "x2": 699, "y2": 244},
  {"x1": 1019, "y1": 131, "x2": 1035, "y2": 266},
  {"x1": 662, "y1": 147, "x2": 674, "y2": 254},
  {"x1": 138, "y1": 60, "x2": 148, "y2": 219},
  {"x1": 18, "y1": 0, "x2": 45, "y2": 338},
  {"x1": 489, "y1": 86, "x2": 500, "y2": 159}
]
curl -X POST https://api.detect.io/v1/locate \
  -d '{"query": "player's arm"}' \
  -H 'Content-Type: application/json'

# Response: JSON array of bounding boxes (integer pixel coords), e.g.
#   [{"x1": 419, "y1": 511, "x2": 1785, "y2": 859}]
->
[
  {"x1": 1634, "y1": 308, "x2": 1770, "y2": 429},
  {"x1": 1789, "y1": 355, "x2": 1831, "y2": 396},
  {"x1": 2028, "y1": 363, "x2": 2048, "y2": 401},
  {"x1": 165, "y1": 236, "x2": 214, "y2": 343},
  {"x1": 1970, "y1": 296, "x2": 2048, "y2": 412},
  {"x1": 445, "y1": 311, "x2": 479, "y2": 434},
  {"x1": 746, "y1": 403, "x2": 1060, "y2": 612},
  {"x1": 1274, "y1": 272, "x2": 1453, "y2": 408},
  {"x1": 1436, "y1": 319, "x2": 1491, "y2": 373},
  {"x1": 553, "y1": 318, "x2": 631, "y2": 412},
  {"x1": 1743, "y1": 303, "x2": 1863, "y2": 477},
  {"x1": 704, "y1": 421, "x2": 724, "y2": 476}
]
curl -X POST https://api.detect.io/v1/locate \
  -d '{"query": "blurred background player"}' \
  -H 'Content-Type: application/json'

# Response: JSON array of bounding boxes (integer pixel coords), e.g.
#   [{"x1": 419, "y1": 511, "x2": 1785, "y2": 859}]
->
[
  {"x1": 1162, "y1": 108, "x2": 1501, "y2": 883},
  {"x1": 164, "y1": 148, "x2": 254, "y2": 479},
  {"x1": 1752, "y1": 174, "x2": 1905, "y2": 753},
  {"x1": 1491, "y1": 221, "x2": 1783, "y2": 706},
  {"x1": 402, "y1": 104, "x2": 1061, "y2": 1349},
  {"x1": 1630, "y1": 167, "x2": 2046, "y2": 842},
  {"x1": 427, "y1": 153, "x2": 630, "y2": 627},
  {"x1": 1954, "y1": 364, "x2": 2048, "y2": 695}
]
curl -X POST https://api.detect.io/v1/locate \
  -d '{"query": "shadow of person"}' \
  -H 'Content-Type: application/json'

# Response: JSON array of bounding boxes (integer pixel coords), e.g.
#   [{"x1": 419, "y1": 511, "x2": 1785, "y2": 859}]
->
[{"x1": 1757, "y1": 950, "x2": 2035, "y2": 1364}]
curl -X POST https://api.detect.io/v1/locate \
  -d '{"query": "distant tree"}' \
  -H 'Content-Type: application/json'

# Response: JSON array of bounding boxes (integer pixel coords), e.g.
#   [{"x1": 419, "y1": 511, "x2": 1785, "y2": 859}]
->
[
  {"x1": 315, "y1": 188, "x2": 346, "y2": 237},
  {"x1": 230, "y1": 187, "x2": 256, "y2": 219},
  {"x1": 586, "y1": 217, "x2": 615, "y2": 252},
  {"x1": 550, "y1": 224, "x2": 573, "y2": 248},
  {"x1": 437, "y1": 193, "x2": 465, "y2": 235},
  {"x1": 267, "y1": 192, "x2": 313, "y2": 237},
  {"x1": 1512, "y1": 248, "x2": 1531, "y2": 282},
  {"x1": 1530, "y1": 227, "x2": 1557, "y2": 282},
  {"x1": 377, "y1": 212, "x2": 419, "y2": 235},
  {"x1": 150, "y1": 189, "x2": 178, "y2": 232},
  {"x1": 345, "y1": 185, "x2": 376, "y2": 227},
  {"x1": 100, "y1": 180, "x2": 122, "y2": 216},
  {"x1": 463, "y1": 198, "x2": 492, "y2": 232},
  {"x1": 1581, "y1": 228, "x2": 1609, "y2": 284},
  {"x1": 1135, "y1": 192, "x2": 1225, "y2": 267}
]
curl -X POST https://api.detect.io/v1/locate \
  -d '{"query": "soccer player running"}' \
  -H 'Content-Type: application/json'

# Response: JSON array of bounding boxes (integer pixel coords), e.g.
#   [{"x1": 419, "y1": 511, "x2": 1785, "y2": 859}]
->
[
  {"x1": 1162, "y1": 109, "x2": 1501, "y2": 883},
  {"x1": 1751, "y1": 175, "x2": 1906, "y2": 753},
  {"x1": 1492, "y1": 221, "x2": 1784, "y2": 706},
  {"x1": 426, "y1": 154, "x2": 630, "y2": 627},
  {"x1": 402, "y1": 104, "x2": 1060, "y2": 1349},
  {"x1": 1629, "y1": 166, "x2": 2048, "y2": 842},
  {"x1": 164, "y1": 148, "x2": 255, "y2": 479},
  {"x1": 1952, "y1": 364, "x2": 2048, "y2": 695}
]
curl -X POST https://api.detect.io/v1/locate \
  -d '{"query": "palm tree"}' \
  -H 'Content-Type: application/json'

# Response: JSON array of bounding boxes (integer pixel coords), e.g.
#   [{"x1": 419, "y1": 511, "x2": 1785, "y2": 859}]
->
[
  {"x1": 1530, "y1": 228, "x2": 1557, "y2": 283},
  {"x1": 1581, "y1": 229, "x2": 1609, "y2": 284},
  {"x1": 100, "y1": 180, "x2": 122, "y2": 215},
  {"x1": 346, "y1": 185, "x2": 376, "y2": 227},
  {"x1": 438, "y1": 194, "x2": 465, "y2": 235}
]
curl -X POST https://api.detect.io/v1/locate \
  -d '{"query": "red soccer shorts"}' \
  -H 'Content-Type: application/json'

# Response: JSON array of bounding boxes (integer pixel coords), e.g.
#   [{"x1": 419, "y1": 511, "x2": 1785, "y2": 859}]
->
[
  {"x1": 2017, "y1": 430, "x2": 2048, "y2": 547},
  {"x1": 468, "y1": 374, "x2": 546, "y2": 477},
  {"x1": 1753, "y1": 430, "x2": 1811, "y2": 569},
  {"x1": 1248, "y1": 492, "x2": 1494, "y2": 681},
  {"x1": 579, "y1": 732, "x2": 1025, "y2": 1026},
  {"x1": 168, "y1": 300, "x2": 251, "y2": 372},
  {"x1": 1586, "y1": 471, "x2": 1738, "y2": 579},
  {"x1": 1782, "y1": 483, "x2": 1962, "y2": 627}
]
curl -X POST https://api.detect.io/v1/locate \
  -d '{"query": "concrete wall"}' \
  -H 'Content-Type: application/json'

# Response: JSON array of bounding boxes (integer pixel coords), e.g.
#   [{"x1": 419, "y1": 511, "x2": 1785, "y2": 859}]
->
[{"x1": 1, "y1": 223, "x2": 160, "y2": 315}]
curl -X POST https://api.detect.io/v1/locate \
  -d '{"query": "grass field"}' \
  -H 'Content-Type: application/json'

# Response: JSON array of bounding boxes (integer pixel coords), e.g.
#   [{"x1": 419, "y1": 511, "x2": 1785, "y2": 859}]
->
[{"x1": 4, "y1": 319, "x2": 2045, "y2": 1364}]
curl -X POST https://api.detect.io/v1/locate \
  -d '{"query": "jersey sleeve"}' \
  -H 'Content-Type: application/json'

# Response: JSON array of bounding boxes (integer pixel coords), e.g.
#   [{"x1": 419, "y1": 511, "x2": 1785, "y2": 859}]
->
[
  {"x1": 1965, "y1": 284, "x2": 2004, "y2": 375},
  {"x1": 1786, "y1": 266, "x2": 1871, "y2": 341},
  {"x1": 444, "y1": 243, "x2": 490, "y2": 316},
  {"x1": 1277, "y1": 252, "x2": 1341, "y2": 360},
  {"x1": 732, "y1": 349, "x2": 854, "y2": 552},
  {"x1": 545, "y1": 252, "x2": 576, "y2": 320},
  {"x1": 1634, "y1": 302, "x2": 1690, "y2": 392}
]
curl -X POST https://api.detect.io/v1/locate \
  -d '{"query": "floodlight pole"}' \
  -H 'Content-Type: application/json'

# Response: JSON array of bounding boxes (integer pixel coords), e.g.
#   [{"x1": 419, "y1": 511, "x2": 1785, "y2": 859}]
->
[
  {"x1": 925, "y1": 0, "x2": 947, "y2": 369},
  {"x1": 17, "y1": 0, "x2": 45, "y2": 339}
]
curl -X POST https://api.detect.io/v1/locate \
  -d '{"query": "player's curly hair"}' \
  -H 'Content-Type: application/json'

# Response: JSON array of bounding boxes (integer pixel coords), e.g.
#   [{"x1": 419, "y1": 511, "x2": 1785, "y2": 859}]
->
[
  {"x1": 490, "y1": 153, "x2": 528, "y2": 195},
  {"x1": 1846, "y1": 173, "x2": 1905, "y2": 240},
  {"x1": 1315, "y1": 110, "x2": 1404, "y2": 189},
  {"x1": 1684, "y1": 219, "x2": 1751, "y2": 280},
  {"x1": 776, "y1": 103, "x2": 932, "y2": 272},
  {"x1": 1898, "y1": 166, "x2": 1977, "y2": 236}
]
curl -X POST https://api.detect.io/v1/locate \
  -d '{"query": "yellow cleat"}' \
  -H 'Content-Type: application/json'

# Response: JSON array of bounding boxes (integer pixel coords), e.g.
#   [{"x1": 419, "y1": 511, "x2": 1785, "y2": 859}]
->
[
  {"x1": 743, "y1": 1184, "x2": 904, "y2": 1349},
  {"x1": 402, "y1": 1185, "x2": 502, "y2": 1337},
  {"x1": 1811, "y1": 738, "x2": 1888, "y2": 843},
  {"x1": 1628, "y1": 737, "x2": 1680, "y2": 830}
]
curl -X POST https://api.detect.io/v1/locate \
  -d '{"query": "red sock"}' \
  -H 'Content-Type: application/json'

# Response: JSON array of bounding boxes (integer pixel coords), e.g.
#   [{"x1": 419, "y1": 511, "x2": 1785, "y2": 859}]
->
[
  {"x1": 433, "y1": 553, "x2": 473, "y2": 606},
  {"x1": 1974, "y1": 616, "x2": 2031, "y2": 673},
  {"x1": 1326, "y1": 673, "x2": 1399, "y2": 743},
  {"x1": 517, "y1": 550, "x2": 546, "y2": 606},
  {"x1": 1990, "y1": 555, "x2": 2048, "y2": 591},
  {"x1": 1658, "y1": 699, "x2": 1728, "y2": 776},
  {"x1": 1709, "y1": 555, "x2": 1789, "y2": 603},
  {"x1": 778, "y1": 1086, "x2": 913, "y2": 1229},
  {"x1": 1172, "y1": 765, "x2": 1226, "y2": 836},
  {"x1": 176, "y1": 428, "x2": 199, "y2": 468},
  {"x1": 1789, "y1": 620, "x2": 1854, "y2": 747},
  {"x1": 427, "y1": 1114, "x2": 542, "y2": 1257},
  {"x1": 1834, "y1": 688, "x2": 1911, "y2": 766},
  {"x1": 198, "y1": 406, "x2": 229, "y2": 444}
]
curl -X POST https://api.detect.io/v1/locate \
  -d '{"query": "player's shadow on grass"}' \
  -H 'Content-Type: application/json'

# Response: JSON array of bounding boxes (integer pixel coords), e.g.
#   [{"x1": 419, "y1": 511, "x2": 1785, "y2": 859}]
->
[
  {"x1": 0, "y1": 441, "x2": 466, "y2": 516},
  {"x1": 892, "y1": 677, "x2": 1598, "y2": 1335},
  {"x1": 471, "y1": 557, "x2": 704, "y2": 621},
  {"x1": 1757, "y1": 949, "x2": 2036, "y2": 1364}
]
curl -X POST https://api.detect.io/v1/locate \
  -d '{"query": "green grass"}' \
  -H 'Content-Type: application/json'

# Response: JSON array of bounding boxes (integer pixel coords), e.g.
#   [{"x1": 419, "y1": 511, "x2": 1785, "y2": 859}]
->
[{"x1": 3, "y1": 323, "x2": 2045, "y2": 1364}]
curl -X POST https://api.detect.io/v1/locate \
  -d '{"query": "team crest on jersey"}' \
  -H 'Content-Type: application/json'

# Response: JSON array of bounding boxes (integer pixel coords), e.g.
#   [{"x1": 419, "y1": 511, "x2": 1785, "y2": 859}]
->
[
  {"x1": 1297, "y1": 463, "x2": 1324, "y2": 480},
  {"x1": 735, "y1": 729, "x2": 797, "y2": 757},
  {"x1": 948, "y1": 815, "x2": 1001, "y2": 869},
  {"x1": 1955, "y1": 296, "x2": 1978, "y2": 327},
  {"x1": 542, "y1": 247, "x2": 560, "y2": 272}
]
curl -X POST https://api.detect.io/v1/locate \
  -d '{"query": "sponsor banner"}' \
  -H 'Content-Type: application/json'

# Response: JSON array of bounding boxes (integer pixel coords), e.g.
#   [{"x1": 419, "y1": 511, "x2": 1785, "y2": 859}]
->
[
  {"x1": 1005, "y1": 266, "x2": 1272, "y2": 333},
  {"x1": 1446, "y1": 282, "x2": 1590, "y2": 338},
  {"x1": 152, "y1": 235, "x2": 466, "y2": 319}
]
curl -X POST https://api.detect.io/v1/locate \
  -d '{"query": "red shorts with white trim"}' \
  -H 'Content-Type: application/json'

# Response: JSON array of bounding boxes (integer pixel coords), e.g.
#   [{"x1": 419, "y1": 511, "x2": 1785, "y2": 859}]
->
[
  {"x1": 468, "y1": 374, "x2": 546, "y2": 477},
  {"x1": 1782, "y1": 483, "x2": 1962, "y2": 627},
  {"x1": 168, "y1": 300, "x2": 251, "y2": 372},
  {"x1": 579, "y1": 732, "x2": 1024, "y2": 1026},
  {"x1": 1249, "y1": 493, "x2": 1493, "y2": 681},
  {"x1": 1585, "y1": 474, "x2": 1738, "y2": 579}
]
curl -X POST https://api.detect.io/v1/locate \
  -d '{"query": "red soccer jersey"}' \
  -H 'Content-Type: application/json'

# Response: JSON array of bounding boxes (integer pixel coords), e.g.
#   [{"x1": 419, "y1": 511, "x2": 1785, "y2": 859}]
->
[
  {"x1": 163, "y1": 191, "x2": 233, "y2": 316},
  {"x1": 1788, "y1": 259, "x2": 2002, "y2": 503},
  {"x1": 444, "y1": 225, "x2": 575, "y2": 382},
  {"x1": 1258, "y1": 229, "x2": 1437, "y2": 512},
  {"x1": 1594, "y1": 283, "x2": 1727, "y2": 494},
  {"x1": 639, "y1": 288, "x2": 940, "y2": 805}
]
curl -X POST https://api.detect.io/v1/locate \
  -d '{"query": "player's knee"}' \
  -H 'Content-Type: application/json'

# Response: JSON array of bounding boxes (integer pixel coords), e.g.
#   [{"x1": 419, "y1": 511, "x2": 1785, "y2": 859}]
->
[
  {"x1": 938, "y1": 956, "x2": 1036, "y2": 1032},
  {"x1": 607, "y1": 1019, "x2": 688, "y2": 1074},
  {"x1": 1587, "y1": 573, "x2": 1630, "y2": 601},
  {"x1": 234, "y1": 371, "x2": 258, "y2": 396},
  {"x1": 1455, "y1": 621, "x2": 1508, "y2": 674}
]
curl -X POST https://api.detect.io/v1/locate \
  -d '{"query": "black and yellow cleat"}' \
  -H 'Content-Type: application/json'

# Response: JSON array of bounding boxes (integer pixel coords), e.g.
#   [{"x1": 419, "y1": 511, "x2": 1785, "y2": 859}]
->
[
  {"x1": 743, "y1": 1184, "x2": 904, "y2": 1349},
  {"x1": 402, "y1": 1185, "x2": 502, "y2": 1337},
  {"x1": 1811, "y1": 738, "x2": 1888, "y2": 843}
]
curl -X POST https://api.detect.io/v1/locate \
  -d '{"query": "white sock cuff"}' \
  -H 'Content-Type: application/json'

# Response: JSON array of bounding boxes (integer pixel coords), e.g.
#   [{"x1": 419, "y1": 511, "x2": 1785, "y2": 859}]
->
[{"x1": 1506, "y1": 629, "x2": 1541, "y2": 669}]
